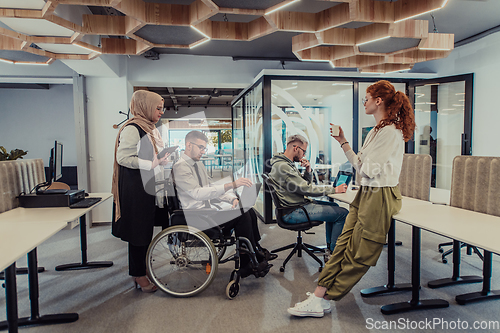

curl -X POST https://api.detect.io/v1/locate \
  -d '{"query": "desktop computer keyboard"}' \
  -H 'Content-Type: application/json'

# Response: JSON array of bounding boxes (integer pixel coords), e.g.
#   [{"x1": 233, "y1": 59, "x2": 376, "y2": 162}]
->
[{"x1": 69, "y1": 197, "x2": 102, "y2": 209}]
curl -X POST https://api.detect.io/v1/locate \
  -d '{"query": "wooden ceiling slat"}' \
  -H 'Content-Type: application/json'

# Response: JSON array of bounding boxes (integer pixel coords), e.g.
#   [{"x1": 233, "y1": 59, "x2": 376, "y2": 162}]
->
[
  {"x1": 0, "y1": 35, "x2": 23, "y2": 50},
  {"x1": 190, "y1": 0, "x2": 216, "y2": 26},
  {"x1": 0, "y1": 9, "x2": 42, "y2": 19},
  {"x1": 115, "y1": 0, "x2": 146, "y2": 22},
  {"x1": 144, "y1": 3, "x2": 190, "y2": 26},
  {"x1": 292, "y1": 33, "x2": 321, "y2": 52},
  {"x1": 269, "y1": 11, "x2": 316, "y2": 32},
  {"x1": 42, "y1": 1, "x2": 58, "y2": 18},
  {"x1": 394, "y1": 0, "x2": 443, "y2": 23},
  {"x1": 320, "y1": 27, "x2": 355, "y2": 46},
  {"x1": 350, "y1": 0, "x2": 394, "y2": 23},
  {"x1": 82, "y1": 15, "x2": 126, "y2": 35},
  {"x1": 419, "y1": 33, "x2": 454, "y2": 50},
  {"x1": 218, "y1": 8, "x2": 265, "y2": 16},
  {"x1": 102, "y1": 37, "x2": 137, "y2": 54},
  {"x1": 316, "y1": 2, "x2": 350, "y2": 32},
  {"x1": 210, "y1": 22, "x2": 248, "y2": 41},
  {"x1": 248, "y1": 16, "x2": 276, "y2": 41}
]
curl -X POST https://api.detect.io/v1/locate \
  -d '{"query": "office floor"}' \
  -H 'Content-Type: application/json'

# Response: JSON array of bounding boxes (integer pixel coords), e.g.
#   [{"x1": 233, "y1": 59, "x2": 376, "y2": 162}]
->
[{"x1": 1, "y1": 217, "x2": 499, "y2": 333}]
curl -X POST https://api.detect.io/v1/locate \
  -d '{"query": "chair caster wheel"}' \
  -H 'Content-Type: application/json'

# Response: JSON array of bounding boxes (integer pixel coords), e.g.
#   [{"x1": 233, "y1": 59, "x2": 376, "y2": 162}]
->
[
  {"x1": 319, "y1": 266, "x2": 323, "y2": 272},
  {"x1": 279, "y1": 266, "x2": 285, "y2": 272},
  {"x1": 438, "y1": 248, "x2": 444, "y2": 253},
  {"x1": 226, "y1": 280, "x2": 239, "y2": 300},
  {"x1": 442, "y1": 258, "x2": 448, "y2": 264}
]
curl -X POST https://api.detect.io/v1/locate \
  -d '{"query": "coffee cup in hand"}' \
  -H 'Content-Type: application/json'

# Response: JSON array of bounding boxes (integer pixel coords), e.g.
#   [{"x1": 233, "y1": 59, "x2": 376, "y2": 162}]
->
[{"x1": 331, "y1": 124, "x2": 340, "y2": 136}]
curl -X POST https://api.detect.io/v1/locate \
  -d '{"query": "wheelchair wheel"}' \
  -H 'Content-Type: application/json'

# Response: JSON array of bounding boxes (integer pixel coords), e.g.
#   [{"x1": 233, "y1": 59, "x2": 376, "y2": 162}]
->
[
  {"x1": 147, "y1": 225, "x2": 218, "y2": 297},
  {"x1": 225, "y1": 280, "x2": 239, "y2": 300}
]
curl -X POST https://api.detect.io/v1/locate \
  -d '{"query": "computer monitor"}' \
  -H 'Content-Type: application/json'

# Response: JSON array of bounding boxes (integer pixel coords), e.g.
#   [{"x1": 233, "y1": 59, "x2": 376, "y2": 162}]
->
[{"x1": 48, "y1": 140, "x2": 63, "y2": 183}]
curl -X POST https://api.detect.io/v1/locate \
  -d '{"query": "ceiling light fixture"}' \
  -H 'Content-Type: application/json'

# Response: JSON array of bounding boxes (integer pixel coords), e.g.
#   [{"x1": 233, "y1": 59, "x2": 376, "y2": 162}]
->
[
  {"x1": 395, "y1": 8, "x2": 441, "y2": 24},
  {"x1": 190, "y1": 25, "x2": 211, "y2": 39},
  {"x1": 283, "y1": 86, "x2": 298, "y2": 91},
  {"x1": 420, "y1": 47, "x2": 452, "y2": 51},
  {"x1": 190, "y1": 38, "x2": 210, "y2": 49},
  {"x1": 0, "y1": 57, "x2": 14, "y2": 64},
  {"x1": 441, "y1": 0, "x2": 450, "y2": 8},
  {"x1": 73, "y1": 42, "x2": 102, "y2": 54},
  {"x1": 357, "y1": 36, "x2": 390, "y2": 46},
  {"x1": 385, "y1": 67, "x2": 412, "y2": 74},
  {"x1": 14, "y1": 61, "x2": 49, "y2": 66},
  {"x1": 265, "y1": 0, "x2": 300, "y2": 15}
]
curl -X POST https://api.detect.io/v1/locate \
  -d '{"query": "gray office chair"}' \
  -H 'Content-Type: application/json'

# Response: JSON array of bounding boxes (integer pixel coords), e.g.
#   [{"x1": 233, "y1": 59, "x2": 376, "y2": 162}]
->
[{"x1": 262, "y1": 173, "x2": 325, "y2": 272}]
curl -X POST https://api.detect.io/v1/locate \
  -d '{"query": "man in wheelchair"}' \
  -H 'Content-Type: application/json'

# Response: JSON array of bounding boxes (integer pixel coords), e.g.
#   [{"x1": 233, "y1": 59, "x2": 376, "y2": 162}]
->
[{"x1": 172, "y1": 130, "x2": 276, "y2": 278}]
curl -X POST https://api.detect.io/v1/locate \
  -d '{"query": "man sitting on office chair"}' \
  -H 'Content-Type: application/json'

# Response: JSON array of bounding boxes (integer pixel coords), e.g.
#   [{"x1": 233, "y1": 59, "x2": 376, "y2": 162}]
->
[
  {"x1": 269, "y1": 134, "x2": 349, "y2": 261},
  {"x1": 173, "y1": 130, "x2": 276, "y2": 278}
]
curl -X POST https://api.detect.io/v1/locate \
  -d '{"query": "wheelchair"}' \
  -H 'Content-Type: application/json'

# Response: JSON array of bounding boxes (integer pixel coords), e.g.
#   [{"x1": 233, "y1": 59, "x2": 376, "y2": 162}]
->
[{"x1": 146, "y1": 177, "x2": 266, "y2": 299}]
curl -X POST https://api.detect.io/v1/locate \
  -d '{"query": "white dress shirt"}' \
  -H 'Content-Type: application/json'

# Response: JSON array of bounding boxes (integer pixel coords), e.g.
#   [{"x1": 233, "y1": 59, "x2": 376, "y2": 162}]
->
[
  {"x1": 173, "y1": 154, "x2": 236, "y2": 210},
  {"x1": 345, "y1": 124, "x2": 404, "y2": 187}
]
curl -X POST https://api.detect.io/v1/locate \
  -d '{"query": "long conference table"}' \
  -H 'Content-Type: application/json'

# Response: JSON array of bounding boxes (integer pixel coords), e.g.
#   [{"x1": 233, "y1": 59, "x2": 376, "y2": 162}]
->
[
  {"x1": 329, "y1": 190, "x2": 500, "y2": 314},
  {"x1": 0, "y1": 193, "x2": 112, "y2": 333}
]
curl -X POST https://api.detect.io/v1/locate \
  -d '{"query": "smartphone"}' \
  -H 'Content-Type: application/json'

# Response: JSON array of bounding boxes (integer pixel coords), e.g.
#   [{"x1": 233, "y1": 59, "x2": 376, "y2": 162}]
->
[{"x1": 157, "y1": 146, "x2": 179, "y2": 159}]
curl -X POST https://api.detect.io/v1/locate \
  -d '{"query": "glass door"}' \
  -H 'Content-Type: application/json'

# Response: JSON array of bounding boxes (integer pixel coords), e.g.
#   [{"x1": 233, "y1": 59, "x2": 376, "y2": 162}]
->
[{"x1": 410, "y1": 74, "x2": 473, "y2": 190}]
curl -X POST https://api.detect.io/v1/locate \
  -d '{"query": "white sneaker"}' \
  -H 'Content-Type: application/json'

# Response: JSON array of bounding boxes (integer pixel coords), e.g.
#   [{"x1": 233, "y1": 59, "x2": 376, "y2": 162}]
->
[
  {"x1": 304, "y1": 292, "x2": 331, "y2": 313},
  {"x1": 287, "y1": 293, "x2": 325, "y2": 317}
]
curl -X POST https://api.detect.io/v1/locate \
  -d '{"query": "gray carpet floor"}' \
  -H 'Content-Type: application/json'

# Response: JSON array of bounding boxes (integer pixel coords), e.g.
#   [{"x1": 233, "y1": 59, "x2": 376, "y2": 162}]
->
[{"x1": 1, "y1": 217, "x2": 499, "y2": 333}]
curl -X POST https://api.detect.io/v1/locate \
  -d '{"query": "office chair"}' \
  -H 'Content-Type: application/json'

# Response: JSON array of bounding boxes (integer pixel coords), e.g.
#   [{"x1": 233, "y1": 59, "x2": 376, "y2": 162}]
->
[
  {"x1": 438, "y1": 242, "x2": 483, "y2": 263},
  {"x1": 262, "y1": 173, "x2": 325, "y2": 272}
]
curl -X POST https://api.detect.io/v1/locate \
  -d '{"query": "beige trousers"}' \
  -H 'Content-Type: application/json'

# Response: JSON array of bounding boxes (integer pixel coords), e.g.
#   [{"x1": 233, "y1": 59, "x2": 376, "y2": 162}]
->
[{"x1": 317, "y1": 186, "x2": 402, "y2": 301}]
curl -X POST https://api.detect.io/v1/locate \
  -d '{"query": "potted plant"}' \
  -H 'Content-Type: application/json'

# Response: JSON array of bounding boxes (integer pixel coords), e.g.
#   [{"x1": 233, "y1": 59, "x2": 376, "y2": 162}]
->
[{"x1": 0, "y1": 146, "x2": 28, "y2": 161}]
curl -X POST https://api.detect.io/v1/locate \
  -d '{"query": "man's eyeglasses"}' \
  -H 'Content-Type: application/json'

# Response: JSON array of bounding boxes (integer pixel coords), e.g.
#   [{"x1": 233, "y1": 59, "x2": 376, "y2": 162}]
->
[
  {"x1": 294, "y1": 145, "x2": 306, "y2": 154},
  {"x1": 190, "y1": 142, "x2": 207, "y2": 152}
]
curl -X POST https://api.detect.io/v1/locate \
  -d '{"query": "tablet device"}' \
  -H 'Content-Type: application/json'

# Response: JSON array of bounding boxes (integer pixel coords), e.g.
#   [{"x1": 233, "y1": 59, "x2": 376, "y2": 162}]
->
[
  {"x1": 157, "y1": 146, "x2": 179, "y2": 159},
  {"x1": 333, "y1": 170, "x2": 352, "y2": 188}
]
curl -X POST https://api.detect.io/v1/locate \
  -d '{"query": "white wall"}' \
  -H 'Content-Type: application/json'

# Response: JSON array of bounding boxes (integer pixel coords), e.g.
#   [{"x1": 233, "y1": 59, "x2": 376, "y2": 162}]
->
[
  {"x1": 0, "y1": 84, "x2": 76, "y2": 167},
  {"x1": 413, "y1": 31, "x2": 500, "y2": 157},
  {"x1": 85, "y1": 76, "x2": 132, "y2": 222}
]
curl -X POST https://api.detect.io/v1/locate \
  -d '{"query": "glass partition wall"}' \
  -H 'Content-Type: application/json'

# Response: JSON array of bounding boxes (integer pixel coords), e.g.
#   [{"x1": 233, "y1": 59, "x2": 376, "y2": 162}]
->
[{"x1": 233, "y1": 73, "x2": 473, "y2": 223}]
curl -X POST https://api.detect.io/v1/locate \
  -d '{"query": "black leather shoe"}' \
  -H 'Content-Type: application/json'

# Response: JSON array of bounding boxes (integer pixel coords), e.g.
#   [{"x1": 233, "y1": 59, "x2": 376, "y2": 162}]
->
[{"x1": 257, "y1": 249, "x2": 278, "y2": 261}]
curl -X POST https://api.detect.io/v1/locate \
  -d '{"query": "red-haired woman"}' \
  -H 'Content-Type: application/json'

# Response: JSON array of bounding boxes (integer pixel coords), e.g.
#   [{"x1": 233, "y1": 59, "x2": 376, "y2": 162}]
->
[{"x1": 288, "y1": 80, "x2": 415, "y2": 317}]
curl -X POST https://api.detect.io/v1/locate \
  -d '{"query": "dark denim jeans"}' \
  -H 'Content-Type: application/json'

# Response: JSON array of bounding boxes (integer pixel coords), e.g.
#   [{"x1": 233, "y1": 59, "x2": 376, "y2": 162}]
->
[{"x1": 282, "y1": 200, "x2": 349, "y2": 251}]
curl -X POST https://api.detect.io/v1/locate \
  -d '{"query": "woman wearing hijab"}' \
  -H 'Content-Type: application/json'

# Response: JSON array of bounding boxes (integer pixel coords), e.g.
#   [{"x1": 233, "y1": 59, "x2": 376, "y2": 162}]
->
[{"x1": 112, "y1": 90, "x2": 170, "y2": 292}]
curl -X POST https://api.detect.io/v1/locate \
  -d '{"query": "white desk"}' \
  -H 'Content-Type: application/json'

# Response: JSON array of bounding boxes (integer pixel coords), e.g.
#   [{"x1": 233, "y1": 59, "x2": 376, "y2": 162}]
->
[
  {"x1": 387, "y1": 204, "x2": 500, "y2": 311},
  {"x1": 329, "y1": 191, "x2": 432, "y2": 297},
  {"x1": 0, "y1": 193, "x2": 112, "y2": 332}
]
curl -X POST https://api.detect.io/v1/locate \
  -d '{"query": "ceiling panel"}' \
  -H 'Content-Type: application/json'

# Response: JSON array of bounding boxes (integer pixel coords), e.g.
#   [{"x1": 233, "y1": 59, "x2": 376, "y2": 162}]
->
[
  {"x1": 155, "y1": 31, "x2": 302, "y2": 59},
  {"x1": 0, "y1": 18, "x2": 75, "y2": 37},
  {"x1": 285, "y1": 1, "x2": 342, "y2": 14},
  {"x1": 213, "y1": 0, "x2": 284, "y2": 10},
  {"x1": 359, "y1": 37, "x2": 421, "y2": 54},
  {"x1": 142, "y1": 0, "x2": 196, "y2": 4},
  {"x1": 0, "y1": 50, "x2": 49, "y2": 62},
  {"x1": 36, "y1": 43, "x2": 92, "y2": 54},
  {"x1": 0, "y1": 0, "x2": 45, "y2": 10},
  {"x1": 210, "y1": 13, "x2": 261, "y2": 23},
  {"x1": 135, "y1": 25, "x2": 202, "y2": 45}
]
